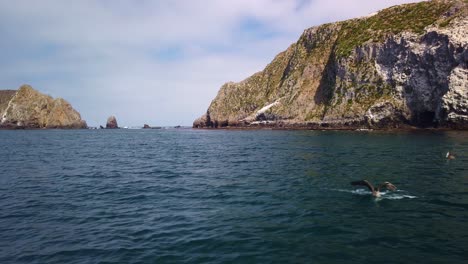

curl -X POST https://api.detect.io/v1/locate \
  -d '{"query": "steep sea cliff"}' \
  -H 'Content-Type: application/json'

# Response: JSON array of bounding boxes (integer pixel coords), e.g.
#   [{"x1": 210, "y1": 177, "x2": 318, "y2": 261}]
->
[
  {"x1": 0, "y1": 85, "x2": 87, "y2": 129},
  {"x1": 194, "y1": 0, "x2": 467, "y2": 130}
]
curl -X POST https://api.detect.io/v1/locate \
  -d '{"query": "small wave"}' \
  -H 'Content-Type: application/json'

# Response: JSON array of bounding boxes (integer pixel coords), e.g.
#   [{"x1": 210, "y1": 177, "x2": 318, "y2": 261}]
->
[
  {"x1": 351, "y1": 189, "x2": 371, "y2": 195},
  {"x1": 332, "y1": 188, "x2": 369, "y2": 195},
  {"x1": 382, "y1": 194, "x2": 417, "y2": 200},
  {"x1": 331, "y1": 188, "x2": 417, "y2": 199},
  {"x1": 382, "y1": 190, "x2": 417, "y2": 199}
]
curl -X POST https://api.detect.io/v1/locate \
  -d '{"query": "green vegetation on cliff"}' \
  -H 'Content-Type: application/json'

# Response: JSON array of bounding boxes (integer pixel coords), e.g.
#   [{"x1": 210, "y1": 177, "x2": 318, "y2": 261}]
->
[{"x1": 336, "y1": 1, "x2": 454, "y2": 57}]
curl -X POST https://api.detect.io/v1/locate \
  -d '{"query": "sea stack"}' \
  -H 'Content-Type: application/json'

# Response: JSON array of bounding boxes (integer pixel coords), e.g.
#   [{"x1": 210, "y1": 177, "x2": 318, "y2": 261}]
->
[
  {"x1": 106, "y1": 116, "x2": 119, "y2": 129},
  {"x1": 194, "y1": 0, "x2": 468, "y2": 130},
  {"x1": 0, "y1": 85, "x2": 87, "y2": 129}
]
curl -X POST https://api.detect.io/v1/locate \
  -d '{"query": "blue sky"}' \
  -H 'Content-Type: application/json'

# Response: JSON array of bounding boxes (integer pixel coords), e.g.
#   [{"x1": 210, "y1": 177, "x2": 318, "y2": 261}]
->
[{"x1": 0, "y1": 0, "x2": 422, "y2": 126}]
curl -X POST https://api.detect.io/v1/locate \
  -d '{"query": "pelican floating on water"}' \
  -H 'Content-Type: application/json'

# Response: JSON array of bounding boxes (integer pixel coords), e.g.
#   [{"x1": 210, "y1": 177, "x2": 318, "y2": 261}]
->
[
  {"x1": 351, "y1": 180, "x2": 397, "y2": 197},
  {"x1": 446, "y1": 151, "x2": 456, "y2": 160}
]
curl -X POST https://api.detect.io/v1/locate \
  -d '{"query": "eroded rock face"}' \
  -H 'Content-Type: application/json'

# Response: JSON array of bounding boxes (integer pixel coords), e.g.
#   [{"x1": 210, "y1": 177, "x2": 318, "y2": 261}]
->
[
  {"x1": 442, "y1": 67, "x2": 468, "y2": 128},
  {"x1": 0, "y1": 85, "x2": 87, "y2": 129},
  {"x1": 106, "y1": 116, "x2": 118, "y2": 129},
  {"x1": 193, "y1": 111, "x2": 212, "y2": 128},
  {"x1": 194, "y1": 0, "x2": 467, "y2": 129},
  {"x1": 365, "y1": 102, "x2": 408, "y2": 128}
]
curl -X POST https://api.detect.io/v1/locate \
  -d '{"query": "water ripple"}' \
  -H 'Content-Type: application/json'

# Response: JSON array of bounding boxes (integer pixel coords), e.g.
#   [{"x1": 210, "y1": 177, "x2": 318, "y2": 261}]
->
[{"x1": 0, "y1": 130, "x2": 467, "y2": 263}]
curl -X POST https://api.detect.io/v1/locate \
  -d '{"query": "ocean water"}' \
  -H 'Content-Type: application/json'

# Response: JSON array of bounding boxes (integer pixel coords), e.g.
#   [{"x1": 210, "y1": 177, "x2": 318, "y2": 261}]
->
[{"x1": 0, "y1": 129, "x2": 467, "y2": 263}]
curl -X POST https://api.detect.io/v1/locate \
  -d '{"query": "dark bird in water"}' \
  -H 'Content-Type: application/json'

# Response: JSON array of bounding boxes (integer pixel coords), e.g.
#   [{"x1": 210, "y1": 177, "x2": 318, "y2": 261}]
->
[
  {"x1": 446, "y1": 151, "x2": 456, "y2": 160},
  {"x1": 351, "y1": 180, "x2": 397, "y2": 197}
]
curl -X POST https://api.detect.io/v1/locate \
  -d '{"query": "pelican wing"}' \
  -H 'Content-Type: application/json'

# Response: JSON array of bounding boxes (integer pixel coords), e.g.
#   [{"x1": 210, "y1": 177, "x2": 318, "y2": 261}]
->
[
  {"x1": 351, "y1": 180, "x2": 374, "y2": 192},
  {"x1": 378, "y1": 182, "x2": 397, "y2": 191}
]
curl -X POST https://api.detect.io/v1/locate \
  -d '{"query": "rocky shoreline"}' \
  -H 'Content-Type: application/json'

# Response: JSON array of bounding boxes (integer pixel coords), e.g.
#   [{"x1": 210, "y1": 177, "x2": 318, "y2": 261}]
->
[{"x1": 193, "y1": 119, "x2": 467, "y2": 131}]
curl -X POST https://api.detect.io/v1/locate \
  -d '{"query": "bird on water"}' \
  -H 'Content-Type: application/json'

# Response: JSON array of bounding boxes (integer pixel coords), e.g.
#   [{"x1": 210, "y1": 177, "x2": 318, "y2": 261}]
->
[
  {"x1": 446, "y1": 151, "x2": 456, "y2": 160},
  {"x1": 351, "y1": 180, "x2": 397, "y2": 197}
]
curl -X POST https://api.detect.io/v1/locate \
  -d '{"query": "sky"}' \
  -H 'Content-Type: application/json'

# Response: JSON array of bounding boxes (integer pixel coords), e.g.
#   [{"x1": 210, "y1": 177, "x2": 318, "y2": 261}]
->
[{"x1": 0, "y1": 0, "x2": 423, "y2": 127}]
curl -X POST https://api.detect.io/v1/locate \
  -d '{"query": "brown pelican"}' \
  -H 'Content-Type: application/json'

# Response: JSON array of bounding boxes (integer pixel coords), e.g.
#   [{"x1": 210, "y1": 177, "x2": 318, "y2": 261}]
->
[
  {"x1": 351, "y1": 180, "x2": 397, "y2": 197},
  {"x1": 446, "y1": 151, "x2": 456, "y2": 160}
]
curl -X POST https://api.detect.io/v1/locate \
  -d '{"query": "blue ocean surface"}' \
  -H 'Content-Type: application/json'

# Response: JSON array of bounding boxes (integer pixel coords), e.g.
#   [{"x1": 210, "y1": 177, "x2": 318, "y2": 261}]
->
[{"x1": 0, "y1": 129, "x2": 467, "y2": 263}]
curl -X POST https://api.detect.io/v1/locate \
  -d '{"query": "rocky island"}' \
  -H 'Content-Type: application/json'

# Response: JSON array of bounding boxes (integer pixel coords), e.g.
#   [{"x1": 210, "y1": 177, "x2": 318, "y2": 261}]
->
[
  {"x1": 0, "y1": 85, "x2": 87, "y2": 129},
  {"x1": 194, "y1": 0, "x2": 467, "y2": 130}
]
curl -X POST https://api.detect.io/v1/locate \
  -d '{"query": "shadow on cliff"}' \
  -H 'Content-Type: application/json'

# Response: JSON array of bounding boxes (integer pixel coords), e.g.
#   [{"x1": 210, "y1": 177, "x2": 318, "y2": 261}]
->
[
  {"x1": 397, "y1": 32, "x2": 457, "y2": 128},
  {"x1": 314, "y1": 45, "x2": 337, "y2": 119}
]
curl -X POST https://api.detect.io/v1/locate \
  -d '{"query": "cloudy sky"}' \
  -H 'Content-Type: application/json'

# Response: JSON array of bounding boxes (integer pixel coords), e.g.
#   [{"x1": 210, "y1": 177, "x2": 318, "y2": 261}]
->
[{"x1": 0, "y1": 0, "x2": 422, "y2": 126}]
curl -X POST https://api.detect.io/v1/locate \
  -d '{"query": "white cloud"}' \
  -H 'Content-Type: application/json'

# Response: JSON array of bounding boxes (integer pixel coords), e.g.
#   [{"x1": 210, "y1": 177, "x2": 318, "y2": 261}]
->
[{"x1": 0, "y1": 0, "x2": 423, "y2": 126}]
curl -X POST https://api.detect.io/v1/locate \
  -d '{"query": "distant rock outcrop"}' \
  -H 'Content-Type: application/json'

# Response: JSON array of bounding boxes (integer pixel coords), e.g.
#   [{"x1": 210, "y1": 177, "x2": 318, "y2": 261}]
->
[
  {"x1": 0, "y1": 85, "x2": 87, "y2": 129},
  {"x1": 106, "y1": 116, "x2": 118, "y2": 129},
  {"x1": 194, "y1": 0, "x2": 468, "y2": 130},
  {"x1": 143, "y1": 124, "x2": 151, "y2": 129}
]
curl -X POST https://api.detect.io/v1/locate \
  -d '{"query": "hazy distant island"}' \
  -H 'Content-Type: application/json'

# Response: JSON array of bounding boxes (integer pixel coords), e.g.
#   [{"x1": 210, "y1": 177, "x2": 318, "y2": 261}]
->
[
  {"x1": 0, "y1": 85, "x2": 87, "y2": 129},
  {"x1": 194, "y1": 0, "x2": 467, "y2": 130}
]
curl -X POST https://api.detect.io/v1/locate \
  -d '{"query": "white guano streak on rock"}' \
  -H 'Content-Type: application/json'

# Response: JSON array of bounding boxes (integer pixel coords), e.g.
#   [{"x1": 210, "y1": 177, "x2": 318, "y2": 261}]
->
[
  {"x1": 1, "y1": 90, "x2": 19, "y2": 123},
  {"x1": 255, "y1": 100, "x2": 281, "y2": 117}
]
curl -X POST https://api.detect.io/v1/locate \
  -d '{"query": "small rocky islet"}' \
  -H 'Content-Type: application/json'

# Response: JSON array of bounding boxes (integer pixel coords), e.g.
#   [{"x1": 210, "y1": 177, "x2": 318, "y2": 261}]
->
[
  {"x1": 106, "y1": 116, "x2": 119, "y2": 129},
  {"x1": 194, "y1": 0, "x2": 468, "y2": 130}
]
